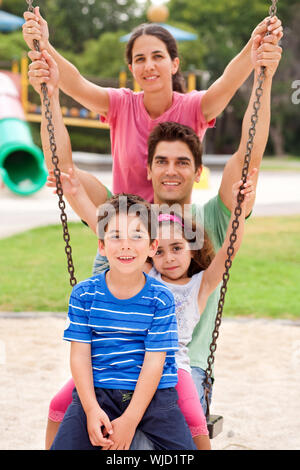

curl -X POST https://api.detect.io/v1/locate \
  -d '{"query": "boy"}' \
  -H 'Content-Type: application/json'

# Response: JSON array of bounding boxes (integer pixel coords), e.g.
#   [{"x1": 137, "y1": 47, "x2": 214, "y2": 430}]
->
[{"x1": 51, "y1": 194, "x2": 196, "y2": 450}]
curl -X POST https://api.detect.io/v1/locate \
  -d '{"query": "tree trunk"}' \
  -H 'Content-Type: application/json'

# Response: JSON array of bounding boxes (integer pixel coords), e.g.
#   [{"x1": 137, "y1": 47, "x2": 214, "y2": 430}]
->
[{"x1": 269, "y1": 122, "x2": 285, "y2": 157}]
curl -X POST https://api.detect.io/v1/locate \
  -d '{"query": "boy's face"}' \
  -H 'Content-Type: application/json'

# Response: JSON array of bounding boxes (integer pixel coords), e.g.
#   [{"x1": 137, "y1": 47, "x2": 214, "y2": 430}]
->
[
  {"x1": 98, "y1": 213, "x2": 158, "y2": 274},
  {"x1": 147, "y1": 140, "x2": 202, "y2": 206}
]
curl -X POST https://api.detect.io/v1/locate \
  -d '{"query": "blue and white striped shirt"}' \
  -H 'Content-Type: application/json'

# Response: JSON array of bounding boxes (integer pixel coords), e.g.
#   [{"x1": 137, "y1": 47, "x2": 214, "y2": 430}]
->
[{"x1": 64, "y1": 271, "x2": 179, "y2": 390}]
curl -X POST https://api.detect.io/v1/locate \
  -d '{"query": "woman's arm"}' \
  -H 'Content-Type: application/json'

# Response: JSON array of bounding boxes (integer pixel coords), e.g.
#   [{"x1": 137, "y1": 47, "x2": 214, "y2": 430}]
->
[
  {"x1": 201, "y1": 16, "x2": 283, "y2": 122},
  {"x1": 29, "y1": 49, "x2": 109, "y2": 215},
  {"x1": 23, "y1": 7, "x2": 109, "y2": 116},
  {"x1": 198, "y1": 173, "x2": 256, "y2": 315}
]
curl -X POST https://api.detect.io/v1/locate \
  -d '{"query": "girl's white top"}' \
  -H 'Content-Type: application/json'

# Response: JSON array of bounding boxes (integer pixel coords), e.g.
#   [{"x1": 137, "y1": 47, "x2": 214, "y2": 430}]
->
[{"x1": 149, "y1": 267, "x2": 203, "y2": 373}]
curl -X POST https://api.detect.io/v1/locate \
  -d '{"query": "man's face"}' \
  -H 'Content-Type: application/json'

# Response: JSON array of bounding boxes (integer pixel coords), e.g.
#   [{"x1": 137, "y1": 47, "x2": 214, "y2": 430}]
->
[{"x1": 147, "y1": 140, "x2": 202, "y2": 206}]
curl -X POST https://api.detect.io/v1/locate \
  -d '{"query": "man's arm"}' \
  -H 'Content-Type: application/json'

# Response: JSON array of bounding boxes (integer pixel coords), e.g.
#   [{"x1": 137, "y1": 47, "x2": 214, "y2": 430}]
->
[
  {"x1": 201, "y1": 16, "x2": 283, "y2": 122},
  {"x1": 218, "y1": 35, "x2": 282, "y2": 215},
  {"x1": 23, "y1": 7, "x2": 109, "y2": 116}
]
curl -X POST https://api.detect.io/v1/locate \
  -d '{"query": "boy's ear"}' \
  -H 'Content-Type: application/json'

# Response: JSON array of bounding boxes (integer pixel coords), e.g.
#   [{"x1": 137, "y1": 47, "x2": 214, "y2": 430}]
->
[
  {"x1": 148, "y1": 239, "x2": 158, "y2": 258},
  {"x1": 98, "y1": 239, "x2": 105, "y2": 256}
]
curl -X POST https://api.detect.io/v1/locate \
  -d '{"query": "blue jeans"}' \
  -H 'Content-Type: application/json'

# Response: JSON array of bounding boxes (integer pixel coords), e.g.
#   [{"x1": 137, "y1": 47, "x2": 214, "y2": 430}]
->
[
  {"x1": 130, "y1": 367, "x2": 214, "y2": 450},
  {"x1": 51, "y1": 387, "x2": 196, "y2": 450}
]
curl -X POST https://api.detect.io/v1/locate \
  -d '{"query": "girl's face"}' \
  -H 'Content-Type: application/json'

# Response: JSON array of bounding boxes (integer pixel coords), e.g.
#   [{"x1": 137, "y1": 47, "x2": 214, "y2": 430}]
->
[
  {"x1": 128, "y1": 34, "x2": 179, "y2": 92},
  {"x1": 152, "y1": 224, "x2": 192, "y2": 281}
]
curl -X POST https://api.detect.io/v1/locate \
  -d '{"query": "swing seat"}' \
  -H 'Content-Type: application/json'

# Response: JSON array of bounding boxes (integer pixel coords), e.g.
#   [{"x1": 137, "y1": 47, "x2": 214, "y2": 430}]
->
[{"x1": 207, "y1": 414, "x2": 223, "y2": 439}]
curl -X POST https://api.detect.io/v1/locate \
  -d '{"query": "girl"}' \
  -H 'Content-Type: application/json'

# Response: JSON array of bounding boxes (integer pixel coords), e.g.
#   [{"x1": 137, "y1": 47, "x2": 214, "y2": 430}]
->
[
  {"x1": 45, "y1": 168, "x2": 255, "y2": 449},
  {"x1": 23, "y1": 7, "x2": 282, "y2": 206},
  {"x1": 143, "y1": 176, "x2": 253, "y2": 449}
]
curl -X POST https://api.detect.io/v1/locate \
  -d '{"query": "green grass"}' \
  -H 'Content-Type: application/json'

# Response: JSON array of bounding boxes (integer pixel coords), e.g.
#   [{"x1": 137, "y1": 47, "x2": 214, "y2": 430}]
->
[
  {"x1": 0, "y1": 217, "x2": 300, "y2": 319},
  {"x1": 0, "y1": 223, "x2": 97, "y2": 312},
  {"x1": 261, "y1": 156, "x2": 300, "y2": 172},
  {"x1": 223, "y1": 216, "x2": 300, "y2": 319}
]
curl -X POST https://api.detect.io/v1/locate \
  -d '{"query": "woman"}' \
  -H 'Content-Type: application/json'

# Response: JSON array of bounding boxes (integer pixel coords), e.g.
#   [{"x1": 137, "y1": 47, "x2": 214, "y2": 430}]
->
[{"x1": 23, "y1": 7, "x2": 282, "y2": 205}]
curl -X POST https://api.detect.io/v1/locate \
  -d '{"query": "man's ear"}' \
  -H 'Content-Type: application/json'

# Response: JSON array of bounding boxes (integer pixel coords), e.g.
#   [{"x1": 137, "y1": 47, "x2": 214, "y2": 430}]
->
[
  {"x1": 147, "y1": 164, "x2": 152, "y2": 181},
  {"x1": 148, "y1": 239, "x2": 158, "y2": 258},
  {"x1": 195, "y1": 165, "x2": 203, "y2": 183},
  {"x1": 98, "y1": 239, "x2": 106, "y2": 257}
]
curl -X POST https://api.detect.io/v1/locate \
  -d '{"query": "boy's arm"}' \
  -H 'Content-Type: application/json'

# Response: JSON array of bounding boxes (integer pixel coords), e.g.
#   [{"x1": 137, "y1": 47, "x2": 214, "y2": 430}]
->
[
  {"x1": 201, "y1": 16, "x2": 283, "y2": 122},
  {"x1": 198, "y1": 175, "x2": 255, "y2": 315},
  {"x1": 218, "y1": 36, "x2": 282, "y2": 216},
  {"x1": 23, "y1": 7, "x2": 109, "y2": 116},
  {"x1": 103, "y1": 351, "x2": 166, "y2": 450},
  {"x1": 70, "y1": 341, "x2": 114, "y2": 447}
]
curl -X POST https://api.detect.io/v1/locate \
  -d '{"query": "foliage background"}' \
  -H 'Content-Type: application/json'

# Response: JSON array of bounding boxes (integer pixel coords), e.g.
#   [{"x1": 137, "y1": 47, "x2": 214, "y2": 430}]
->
[{"x1": 0, "y1": 0, "x2": 299, "y2": 156}]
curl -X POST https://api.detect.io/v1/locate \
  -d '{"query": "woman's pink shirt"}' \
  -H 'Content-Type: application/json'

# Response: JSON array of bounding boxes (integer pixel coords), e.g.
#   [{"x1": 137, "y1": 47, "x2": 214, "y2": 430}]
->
[{"x1": 101, "y1": 88, "x2": 215, "y2": 202}]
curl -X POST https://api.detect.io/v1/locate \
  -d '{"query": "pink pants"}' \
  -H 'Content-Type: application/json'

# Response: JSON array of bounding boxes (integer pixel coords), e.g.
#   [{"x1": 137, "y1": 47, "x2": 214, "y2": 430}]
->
[
  {"x1": 175, "y1": 368, "x2": 208, "y2": 437},
  {"x1": 49, "y1": 369, "x2": 208, "y2": 437}
]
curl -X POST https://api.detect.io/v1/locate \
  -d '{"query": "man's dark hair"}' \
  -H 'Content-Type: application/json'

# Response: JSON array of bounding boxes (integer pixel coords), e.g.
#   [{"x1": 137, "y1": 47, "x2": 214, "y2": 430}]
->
[{"x1": 147, "y1": 122, "x2": 203, "y2": 170}]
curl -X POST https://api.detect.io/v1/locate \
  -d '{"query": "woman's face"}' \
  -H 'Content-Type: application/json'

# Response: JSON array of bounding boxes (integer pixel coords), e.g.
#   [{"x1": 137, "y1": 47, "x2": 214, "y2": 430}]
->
[{"x1": 128, "y1": 34, "x2": 179, "y2": 92}]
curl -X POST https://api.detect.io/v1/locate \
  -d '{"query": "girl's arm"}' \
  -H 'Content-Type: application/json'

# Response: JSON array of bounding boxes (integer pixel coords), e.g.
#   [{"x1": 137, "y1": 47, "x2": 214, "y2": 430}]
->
[
  {"x1": 70, "y1": 342, "x2": 114, "y2": 447},
  {"x1": 102, "y1": 351, "x2": 166, "y2": 450},
  {"x1": 201, "y1": 16, "x2": 283, "y2": 122},
  {"x1": 23, "y1": 7, "x2": 109, "y2": 116},
  {"x1": 197, "y1": 173, "x2": 256, "y2": 315}
]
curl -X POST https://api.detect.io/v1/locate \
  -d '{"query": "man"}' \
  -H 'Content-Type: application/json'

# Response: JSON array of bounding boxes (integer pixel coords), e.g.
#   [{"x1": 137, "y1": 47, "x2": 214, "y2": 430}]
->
[{"x1": 30, "y1": 33, "x2": 282, "y2": 449}]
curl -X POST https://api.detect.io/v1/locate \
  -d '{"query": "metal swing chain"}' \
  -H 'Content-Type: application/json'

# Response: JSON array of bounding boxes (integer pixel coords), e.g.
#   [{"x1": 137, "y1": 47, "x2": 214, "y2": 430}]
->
[
  {"x1": 26, "y1": 1, "x2": 77, "y2": 287},
  {"x1": 204, "y1": 0, "x2": 278, "y2": 419}
]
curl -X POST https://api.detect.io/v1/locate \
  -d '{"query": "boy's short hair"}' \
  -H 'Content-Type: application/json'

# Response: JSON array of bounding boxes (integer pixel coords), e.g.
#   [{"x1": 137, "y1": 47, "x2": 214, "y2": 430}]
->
[
  {"x1": 97, "y1": 193, "x2": 158, "y2": 242},
  {"x1": 147, "y1": 122, "x2": 203, "y2": 170}
]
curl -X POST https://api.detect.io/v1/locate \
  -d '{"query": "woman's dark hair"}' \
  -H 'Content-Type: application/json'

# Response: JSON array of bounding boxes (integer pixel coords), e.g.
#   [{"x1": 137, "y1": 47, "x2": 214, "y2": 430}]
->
[{"x1": 126, "y1": 23, "x2": 186, "y2": 94}]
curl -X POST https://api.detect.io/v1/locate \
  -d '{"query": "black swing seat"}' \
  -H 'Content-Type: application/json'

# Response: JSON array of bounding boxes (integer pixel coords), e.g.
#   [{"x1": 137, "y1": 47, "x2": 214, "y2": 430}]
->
[{"x1": 207, "y1": 414, "x2": 224, "y2": 439}]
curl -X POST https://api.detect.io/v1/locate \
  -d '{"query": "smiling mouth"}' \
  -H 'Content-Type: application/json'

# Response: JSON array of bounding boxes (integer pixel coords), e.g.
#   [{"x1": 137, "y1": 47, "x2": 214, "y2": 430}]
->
[
  {"x1": 144, "y1": 75, "x2": 159, "y2": 81},
  {"x1": 162, "y1": 181, "x2": 181, "y2": 187},
  {"x1": 117, "y1": 256, "x2": 136, "y2": 263},
  {"x1": 165, "y1": 266, "x2": 179, "y2": 270}
]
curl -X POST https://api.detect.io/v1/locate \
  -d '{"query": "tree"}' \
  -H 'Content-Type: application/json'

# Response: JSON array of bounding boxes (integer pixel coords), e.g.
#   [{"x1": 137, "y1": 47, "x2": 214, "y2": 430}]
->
[
  {"x1": 168, "y1": 0, "x2": 300, "y2": 156},
  {"x1": 1, "y1": 0, "x2": 144, "y2": 53},
  {"x1": 0, "y1": 31, "x2": 25, "y2": 61},
  {"x1": 42, "y1": 0, "x2": 143, "y2": 53}
]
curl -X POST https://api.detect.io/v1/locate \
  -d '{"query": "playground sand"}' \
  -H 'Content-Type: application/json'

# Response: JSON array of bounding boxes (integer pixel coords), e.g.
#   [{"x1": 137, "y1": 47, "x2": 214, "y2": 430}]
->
[{"x1": 0, "y1": 315, "x2": 300, "y2": 451}]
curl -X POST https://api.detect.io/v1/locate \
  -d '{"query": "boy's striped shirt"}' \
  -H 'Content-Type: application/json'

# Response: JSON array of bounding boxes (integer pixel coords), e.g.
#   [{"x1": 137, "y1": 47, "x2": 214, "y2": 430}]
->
[{"x1": 64, "y1": 271, "x2": 179, "y2": 390}]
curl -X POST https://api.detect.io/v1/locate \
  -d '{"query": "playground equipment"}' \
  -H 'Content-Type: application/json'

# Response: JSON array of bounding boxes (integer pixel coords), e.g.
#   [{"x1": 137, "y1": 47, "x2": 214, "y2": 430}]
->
[
  {"x1": 0, "y1": 71, "x2": 47, "y2": 196},
  {"x1": 18, "y1": 54, "x2": 109, "y2": 130}
]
